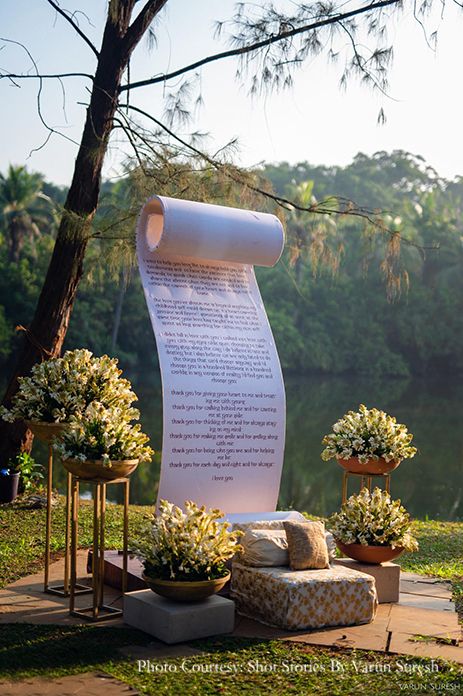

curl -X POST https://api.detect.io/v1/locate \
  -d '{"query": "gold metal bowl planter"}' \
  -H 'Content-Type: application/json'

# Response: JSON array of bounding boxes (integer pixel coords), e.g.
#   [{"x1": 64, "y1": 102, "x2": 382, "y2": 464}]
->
[
  {"x1": 25, "y1": 420, "x2": 69, "y2": 443},
  {"x1": 142, "y1": 572, "x2": 231, "y2": 602},
  {"x1": 62, "y1": 458, "x2": 139, "y2": 481}
]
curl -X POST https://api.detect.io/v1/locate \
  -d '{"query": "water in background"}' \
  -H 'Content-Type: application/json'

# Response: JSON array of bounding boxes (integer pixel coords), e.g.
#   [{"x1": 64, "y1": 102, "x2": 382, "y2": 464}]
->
[{"x1": 48, "y1": 374, "x2": 463, "y2": 520}]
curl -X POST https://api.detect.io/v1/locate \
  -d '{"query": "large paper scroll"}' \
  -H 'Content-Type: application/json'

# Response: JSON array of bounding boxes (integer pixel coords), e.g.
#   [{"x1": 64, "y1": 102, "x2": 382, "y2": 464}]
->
[{"x1": 136, "y1": 196, "x2": 286, "y2": 513}]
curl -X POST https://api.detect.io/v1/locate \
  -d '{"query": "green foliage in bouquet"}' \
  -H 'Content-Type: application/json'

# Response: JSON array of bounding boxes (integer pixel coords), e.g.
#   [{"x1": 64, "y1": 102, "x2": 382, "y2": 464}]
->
[
  {"x1": 329, "y1": 487, "x2": 419, "y2": 551},
  {"x1": 54, "y1": 402, "x2": 153, "y2": 467},
  {"x1": 321, "y1": 404, "x2": 417, "y2": 464},
  {"x1": 1, "y1": 349, "x2": 136, "y2": 424},
  {"x1": 8, "y1": 452, "x2": 43, "y2": 491},
  {"x1": 136, "y1": 500, "x2": 243, "y2": 581}
]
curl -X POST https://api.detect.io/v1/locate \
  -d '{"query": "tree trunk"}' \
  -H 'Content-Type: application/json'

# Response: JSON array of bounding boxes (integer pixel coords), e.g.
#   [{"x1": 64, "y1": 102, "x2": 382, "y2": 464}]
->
[
  {"x1": 8, "y1": 216, "x2": 24, "y2": 263},
  {"x1": 0, "y1": 0, "x2": 159, "y2": 465}
]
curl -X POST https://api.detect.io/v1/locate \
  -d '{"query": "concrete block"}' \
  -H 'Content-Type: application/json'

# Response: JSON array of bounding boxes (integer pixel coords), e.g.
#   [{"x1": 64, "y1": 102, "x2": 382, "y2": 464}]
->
[
  {"x1": 124, "y1": 590, "x2": 235, "y2": 644},
  {"x1": 334, "y1": 558, "x2": 400, "y2": 603}
]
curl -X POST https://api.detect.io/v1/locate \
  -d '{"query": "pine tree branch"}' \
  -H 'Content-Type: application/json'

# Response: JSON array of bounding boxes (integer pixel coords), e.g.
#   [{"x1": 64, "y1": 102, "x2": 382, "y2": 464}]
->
[
  {"x1": 45, "y1": 0, "x2": 99, "y2": 58},
  {"x1": 0, "y1": 72, "x2": 94, "y2": 82},
  {"x1": 120, "y1": 0, "x2": 401, "y2": 92},
  {"x1": 123, "y1": 0, "x2": 168, "y2": 55},
  {"x1": 118, "y1": 103, "x2": 439, "y2": 252}
]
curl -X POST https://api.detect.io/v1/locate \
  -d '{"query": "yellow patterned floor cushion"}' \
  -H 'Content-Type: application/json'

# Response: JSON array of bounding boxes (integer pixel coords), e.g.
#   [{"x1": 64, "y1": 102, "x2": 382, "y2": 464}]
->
[{"x1": 230, "y1": 562, "x2": 377, "y2": 631}]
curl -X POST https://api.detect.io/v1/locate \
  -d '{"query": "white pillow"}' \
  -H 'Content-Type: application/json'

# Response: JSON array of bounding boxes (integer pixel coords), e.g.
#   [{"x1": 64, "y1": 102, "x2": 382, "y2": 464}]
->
[
  {"x1": 233, "y1": 519, "x2": 337, "y2": 562},
  {"x1": 240, "y1": 529, "x2": 289, "y2": 567},
  {"x1": 325, "y1": 531, "x2": 337, "y2": 560},
  {"x1": 232, "y1": 519, "x2": 287, "y2": 533}
]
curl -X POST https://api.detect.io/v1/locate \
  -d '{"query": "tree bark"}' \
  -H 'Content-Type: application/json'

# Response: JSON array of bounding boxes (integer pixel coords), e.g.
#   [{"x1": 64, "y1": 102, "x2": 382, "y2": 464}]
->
[
  {"x1": 0, "y1": 0, "x2": 162, "y2": 465},
  {"x1": 8, "y1": 216, "x2": 25, "y2": 263}
]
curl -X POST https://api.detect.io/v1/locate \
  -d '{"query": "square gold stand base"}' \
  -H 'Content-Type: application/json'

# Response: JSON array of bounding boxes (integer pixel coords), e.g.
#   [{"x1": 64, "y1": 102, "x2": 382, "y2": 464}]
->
[
  {"x1": 45, "y1": 582, "x2": 92, "y2": 597},
  {"x1": 71, "y1": 605, "x2": 123, "y2": 622}
]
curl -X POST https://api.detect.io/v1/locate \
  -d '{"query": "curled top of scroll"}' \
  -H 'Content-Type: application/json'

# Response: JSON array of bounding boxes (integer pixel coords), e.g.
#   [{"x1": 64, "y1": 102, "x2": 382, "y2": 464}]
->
[{"x1": 138, "y1": 195, "x2": 285, "y2": 267}]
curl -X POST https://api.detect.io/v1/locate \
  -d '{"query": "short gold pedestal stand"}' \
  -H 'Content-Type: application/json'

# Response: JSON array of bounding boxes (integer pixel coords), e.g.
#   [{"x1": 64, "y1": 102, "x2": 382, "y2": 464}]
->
[
  {"x1": 26, "y1": 421, "x2": 90, "y2": 597},
  {"x1": 69, "y1": 476, "x2": 129, "y2": 622},
  {"x1": 341, "y1": 470, "x2": 391, "y2": 503}
]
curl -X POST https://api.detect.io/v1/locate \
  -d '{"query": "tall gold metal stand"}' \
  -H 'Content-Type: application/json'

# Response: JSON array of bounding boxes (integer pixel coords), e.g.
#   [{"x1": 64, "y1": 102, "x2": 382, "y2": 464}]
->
[
  {"x1": 341, "y1": 470, "x2": 391, "y2": 503},
  {"x1": 26, "y1": 421, "x2": 90, "y2": 597},
  {"x1": 69, "y1": 476, "x2": 129, "y2": 622},
  {"x1": 43, "y1": 441, "x2": 71, "y2": 595}
]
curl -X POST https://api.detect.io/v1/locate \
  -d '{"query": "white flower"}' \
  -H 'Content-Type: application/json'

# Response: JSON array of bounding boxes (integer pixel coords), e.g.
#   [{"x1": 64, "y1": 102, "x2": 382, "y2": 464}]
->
[
  {"x1": 133, "y1": 499, "x2": 243, "y2": 582},
  {"x1": 321, "y1": 404, "x2": 417, "y2": 465},
  {"x1": 2, "y1": 349, "x2": 139, "y2": 425},
  {"x1": 329, "y1": 487, "x2": 418, "y2": 552},
  {"x1": 54, "y1": 402, "x2": 153, "y2": 465}
]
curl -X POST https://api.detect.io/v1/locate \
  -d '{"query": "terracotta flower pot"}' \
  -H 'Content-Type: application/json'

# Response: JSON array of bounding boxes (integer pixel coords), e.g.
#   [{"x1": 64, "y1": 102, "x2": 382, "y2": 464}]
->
[
  {"x1": 335, "y1": 540, "x2": 404, "y2": 564},
  {"x1": 336, "y1": 456, "x2": 400, "y2": 475},
  {"x1": 62, "y1": 458, "x2": 139, "y2": 481},
  {"x1": 25, "y1": 421, "x2": 69, "y2": 444},
  {"x1": 142, "y1": 571, "x2": 231, "y2": 602}
]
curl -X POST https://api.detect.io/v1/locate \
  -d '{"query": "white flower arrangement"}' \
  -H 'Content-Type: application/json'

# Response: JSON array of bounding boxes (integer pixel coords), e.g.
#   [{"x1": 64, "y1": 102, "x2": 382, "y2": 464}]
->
[
  {"x1": 329, "y1": 487, "x2": 419, "y2": 551},
  {"x1": 1, "y1": 349, "x2": 137, "y2": 424},
  {"x1": 136, "y1": 500, "x2": 243, "y2": 581},
  {"x1": 54, "y1": 402, "x2": 153, "y2": 467},
  {"x1": 321, "y1": 404, "x2": 417, "y2": 465}
]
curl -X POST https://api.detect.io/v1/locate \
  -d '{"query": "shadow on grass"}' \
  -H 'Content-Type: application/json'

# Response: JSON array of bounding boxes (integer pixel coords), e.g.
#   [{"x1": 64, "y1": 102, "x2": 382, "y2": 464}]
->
[{"x1": 0, "y1": 624, "x2": 151, "y2": 679}]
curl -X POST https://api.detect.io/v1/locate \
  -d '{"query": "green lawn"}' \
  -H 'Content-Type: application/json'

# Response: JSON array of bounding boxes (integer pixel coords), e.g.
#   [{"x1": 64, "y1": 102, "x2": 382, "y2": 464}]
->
[
  {"x1": 1, "y1": 497, "x2": 462, "y2": 589},
  {"x1": 1, "y1": 624, "x2": 462, "y2": 695},
  {"x1": 0, "y1": 496, "x2": 152, "y2": 588},
  {"x1": 0, "y1": 498, "x2": 462, "y2": 695}
]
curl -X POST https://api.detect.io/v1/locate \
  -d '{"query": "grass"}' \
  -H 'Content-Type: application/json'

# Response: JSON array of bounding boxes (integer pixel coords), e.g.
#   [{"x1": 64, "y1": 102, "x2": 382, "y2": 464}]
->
[
  {"x1": 1, "y1": 497, "x2": 462, "y2": 589},
  {"x1": 0, "y1": 495, "x2": 152, "y2": 588},
  {"x1": 0, "y1": 624, "x2": 462, "y2": 695},
  {"x1": 401, "y1": 520, "x2": 463, "y2": 580},
  {"x1": 1, "y1": 497, "x2": 462, "y2": 694}
]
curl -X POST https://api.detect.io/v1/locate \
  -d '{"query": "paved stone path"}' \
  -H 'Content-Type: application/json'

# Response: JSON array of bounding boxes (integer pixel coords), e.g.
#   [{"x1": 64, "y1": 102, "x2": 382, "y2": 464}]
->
[
  {"x1": 0, "y1": 551, "x2": 122, "y2": 626},
  {"x1": 0, "y1": 672, "x2": 138, "y2": 696},
  {"x1": 0, "y1": 554, "x2": 461, "y2": 695}
]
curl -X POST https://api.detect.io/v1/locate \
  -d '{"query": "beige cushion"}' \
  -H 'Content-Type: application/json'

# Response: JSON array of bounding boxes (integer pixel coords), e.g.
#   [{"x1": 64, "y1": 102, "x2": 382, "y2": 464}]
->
[
  {"x1": 240, "y1": 529, "x2": 289, "y2": 567},
  {"x1": 233, "y1": 519, "x2": 337, "y2": 561},
  {"x1": 283, "y1": 520, "x2": 330, "y2": 570},
  {"x1": 232, "y1": 520, "x2": 289, "y2": 533},
  {"x1": 325, "y1": 531, "x2": 337, "y2": 560}
]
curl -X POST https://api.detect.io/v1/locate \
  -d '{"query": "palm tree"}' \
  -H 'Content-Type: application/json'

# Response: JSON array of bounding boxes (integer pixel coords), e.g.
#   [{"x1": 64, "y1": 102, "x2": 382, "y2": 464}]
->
[{"x1": 0, "y1": 165, "x2": 53, "y2": 262}]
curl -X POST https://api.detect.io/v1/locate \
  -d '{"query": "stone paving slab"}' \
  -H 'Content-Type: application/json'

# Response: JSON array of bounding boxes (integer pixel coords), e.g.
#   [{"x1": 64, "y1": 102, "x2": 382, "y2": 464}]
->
[
  {"x1": 400, "y1": 578, "x2": 453, "y2": 600},
  {"x1": 287, "y1": 618, "x2": 390, "y2": 652},
  {"x1": 398, "y1": 593, "x2": 456, "y2": 612},
  {"x1": 387, "y1": 604, "x2": 460, "y2": 636},
  {"x1": 231, "y1": 602, "x2": 462, "y2": 662},
  {"x1": 0, "y1": 672, "x2": 137, "y2": 696},
  {"x1": 0, "y1": 551, "x2": 124, "y2": 627},
  {"x1": 232, "y1": 615, "x2": 295, "y2": 640},
  {"x1": 389, "y1": 633, "x2": 463, "y2": 664},
  {"x1": 1, "y1": 554, "x2": 461, "y2": 666},
  {"x1": 231, "y1": 604, "x2": 392, "y2": 651},
  {"x1": 401, "y1": 572, "x2": 452, "y2": 585}
]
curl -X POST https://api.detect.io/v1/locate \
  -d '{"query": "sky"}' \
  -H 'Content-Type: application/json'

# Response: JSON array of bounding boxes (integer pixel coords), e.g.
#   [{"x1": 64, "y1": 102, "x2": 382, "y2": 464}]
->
[{"x1": 1, "y1": 0, "x2": 463, "y2": 186}]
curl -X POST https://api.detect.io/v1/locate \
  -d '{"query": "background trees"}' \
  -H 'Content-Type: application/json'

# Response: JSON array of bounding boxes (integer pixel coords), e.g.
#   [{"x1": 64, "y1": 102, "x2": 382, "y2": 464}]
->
[
  {"x1": 0, "y1": 0, "x2": 459, "y2": 464},
  {"x1": 0, "y1": 166, "x2": 54, "y2": 263},
  {"x1": 1, "y1": 150, "x2": 462, "y2": 385}
]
